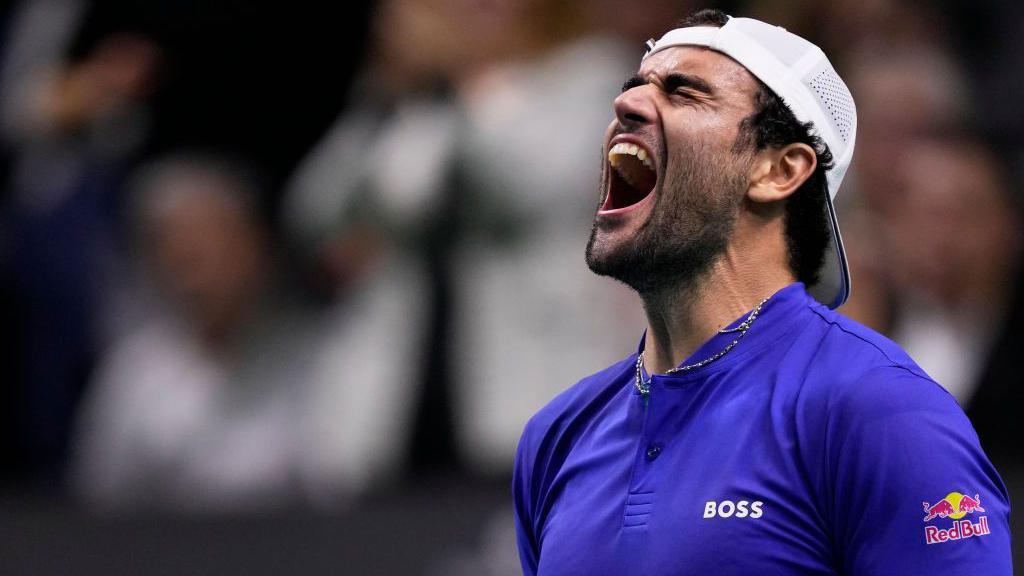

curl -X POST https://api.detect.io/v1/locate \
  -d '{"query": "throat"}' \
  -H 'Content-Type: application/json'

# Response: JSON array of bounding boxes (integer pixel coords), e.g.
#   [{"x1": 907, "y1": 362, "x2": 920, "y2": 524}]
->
[
  {"x1": 639, "y1": 275, "x2": 778, "y2": 375},
  {"x1": 641, "y1": 287, "x2": 705, "y2": 375}
]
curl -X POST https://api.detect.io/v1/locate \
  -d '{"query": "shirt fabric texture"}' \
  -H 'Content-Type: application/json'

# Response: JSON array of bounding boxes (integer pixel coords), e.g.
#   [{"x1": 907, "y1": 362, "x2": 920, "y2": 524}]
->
[{"x1": 513, "y1": 283, "x2": 1012, "y2": 575}]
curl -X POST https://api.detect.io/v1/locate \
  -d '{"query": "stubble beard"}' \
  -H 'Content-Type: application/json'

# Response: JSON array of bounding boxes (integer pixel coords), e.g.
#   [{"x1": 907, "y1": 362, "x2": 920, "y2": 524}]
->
[{"x1": 585, "y1": 140, "x2": 749, "y2": 300}]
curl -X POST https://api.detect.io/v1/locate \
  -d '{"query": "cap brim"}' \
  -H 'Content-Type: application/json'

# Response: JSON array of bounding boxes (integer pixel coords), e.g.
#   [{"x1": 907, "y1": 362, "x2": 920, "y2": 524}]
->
[{"x1": 807, "y1": 193, "x2": 850, "y2": 309}]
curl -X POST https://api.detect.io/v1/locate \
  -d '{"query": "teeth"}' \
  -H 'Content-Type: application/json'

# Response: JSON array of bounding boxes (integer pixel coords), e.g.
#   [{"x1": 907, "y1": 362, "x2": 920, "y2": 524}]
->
[{"x1": 608, "y1": 142, "x2": 654, "y2": 171}]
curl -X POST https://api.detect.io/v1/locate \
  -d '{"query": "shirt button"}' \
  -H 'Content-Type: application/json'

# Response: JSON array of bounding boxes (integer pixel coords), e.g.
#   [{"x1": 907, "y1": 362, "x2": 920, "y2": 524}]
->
[{"x1": 645, "y1": 443, "x2": 662, "y2": 461}]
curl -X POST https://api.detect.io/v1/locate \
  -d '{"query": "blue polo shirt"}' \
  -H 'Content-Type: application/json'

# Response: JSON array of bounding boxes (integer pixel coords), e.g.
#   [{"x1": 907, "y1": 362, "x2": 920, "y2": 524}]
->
[{"x1": 513, "y1": 283, "x2": 1012, "y2": 575}]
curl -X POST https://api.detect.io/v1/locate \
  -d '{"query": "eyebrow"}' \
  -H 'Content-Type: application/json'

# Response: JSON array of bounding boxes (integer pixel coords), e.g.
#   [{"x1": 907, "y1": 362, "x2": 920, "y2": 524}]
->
[{"x1": 621, "y1": 72, "x2": 714, "y2": 96}]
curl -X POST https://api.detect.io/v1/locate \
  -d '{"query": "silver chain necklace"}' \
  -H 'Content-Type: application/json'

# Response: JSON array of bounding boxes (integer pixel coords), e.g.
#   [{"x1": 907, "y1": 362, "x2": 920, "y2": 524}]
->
[{"x1": 634, "y1": 296, "x2": 771, "y2": 396}]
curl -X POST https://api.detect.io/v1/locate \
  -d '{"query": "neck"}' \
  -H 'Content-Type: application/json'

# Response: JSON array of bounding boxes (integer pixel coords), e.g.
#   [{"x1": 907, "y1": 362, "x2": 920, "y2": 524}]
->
[{"x1": 640, "y1": 244, "x2": 795, "y2": 375}]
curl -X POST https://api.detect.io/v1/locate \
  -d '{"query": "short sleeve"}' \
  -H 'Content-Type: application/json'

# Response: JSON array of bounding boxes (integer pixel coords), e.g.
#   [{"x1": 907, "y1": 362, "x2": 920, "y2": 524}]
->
[
  {"x1": 513, "y1": 424, "x2": 540, "y2": 576},
  {"x1": 828, "y1": 366, "x2": 1013, "y2": 575}
]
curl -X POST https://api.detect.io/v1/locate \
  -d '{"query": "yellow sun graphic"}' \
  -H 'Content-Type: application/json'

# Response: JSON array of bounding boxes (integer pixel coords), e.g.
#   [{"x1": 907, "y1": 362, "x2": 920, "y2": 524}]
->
[{"x1": 944, "y1": 491, "x2": 967, "y2": 520}]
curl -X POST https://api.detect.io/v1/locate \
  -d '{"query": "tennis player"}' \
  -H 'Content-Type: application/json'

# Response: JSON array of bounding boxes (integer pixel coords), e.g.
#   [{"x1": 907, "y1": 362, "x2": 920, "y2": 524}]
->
[{"x1": 513, "y1": 9, "x2": 1012, "y2": 575}]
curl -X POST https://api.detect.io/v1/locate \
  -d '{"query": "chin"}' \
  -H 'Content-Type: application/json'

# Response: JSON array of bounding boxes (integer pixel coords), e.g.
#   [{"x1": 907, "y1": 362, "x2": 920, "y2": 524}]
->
[{"x1": 585, "y1": 225, "x2": 643, "y2": 283}]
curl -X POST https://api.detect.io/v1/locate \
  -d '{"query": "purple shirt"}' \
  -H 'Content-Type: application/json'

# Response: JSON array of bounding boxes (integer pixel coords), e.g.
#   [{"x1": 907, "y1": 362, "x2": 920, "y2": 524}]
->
[{"x1": 514, "y1": 283, "x2": 1012, "y2": 575}]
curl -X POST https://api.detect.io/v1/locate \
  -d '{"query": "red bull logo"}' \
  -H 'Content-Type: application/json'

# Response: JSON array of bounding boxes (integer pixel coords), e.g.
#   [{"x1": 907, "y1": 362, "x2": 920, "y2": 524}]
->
[{"x1": 922, "y1": 491, "x2": 990, "y2": 545}]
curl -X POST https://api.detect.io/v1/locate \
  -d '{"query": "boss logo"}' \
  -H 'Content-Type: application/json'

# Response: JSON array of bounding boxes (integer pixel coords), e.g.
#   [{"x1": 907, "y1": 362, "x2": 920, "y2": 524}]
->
[{"x1": 703, "y1": 500, "x2": 764, "y2": 519}]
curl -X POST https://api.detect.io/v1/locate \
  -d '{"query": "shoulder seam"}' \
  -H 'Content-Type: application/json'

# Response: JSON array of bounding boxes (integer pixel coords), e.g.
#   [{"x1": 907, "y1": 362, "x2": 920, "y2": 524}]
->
[
  {"x1": 807, "y1": 306, "x2": 947, "y2": 393},
  {"x1": 808, "y1": 306, "x2": 923, "y2": 376}
]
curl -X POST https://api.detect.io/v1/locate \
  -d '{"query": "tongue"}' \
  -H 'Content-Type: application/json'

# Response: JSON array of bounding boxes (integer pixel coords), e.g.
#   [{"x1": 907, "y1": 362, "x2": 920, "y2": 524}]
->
[{"x1": 608, "y1": 157, "x2": 655, "y2": 209}]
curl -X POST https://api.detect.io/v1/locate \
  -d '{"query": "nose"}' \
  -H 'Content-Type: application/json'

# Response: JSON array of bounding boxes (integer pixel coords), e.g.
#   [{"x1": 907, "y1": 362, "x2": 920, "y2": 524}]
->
[{"x1": 613, "y1": 85, "x2": 656, "y2": 129}]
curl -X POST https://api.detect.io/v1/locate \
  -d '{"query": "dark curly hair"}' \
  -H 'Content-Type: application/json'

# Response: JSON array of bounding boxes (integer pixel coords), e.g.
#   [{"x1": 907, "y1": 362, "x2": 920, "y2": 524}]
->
[{"x1": 674, "y1": 8, "x2": 834, "y2": 287}]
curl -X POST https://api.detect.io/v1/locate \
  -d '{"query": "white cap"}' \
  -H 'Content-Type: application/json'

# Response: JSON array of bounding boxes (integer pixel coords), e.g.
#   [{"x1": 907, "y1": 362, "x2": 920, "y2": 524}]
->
[{"x1": 643, "y1": 16, "x2": 856, "y2": 309}]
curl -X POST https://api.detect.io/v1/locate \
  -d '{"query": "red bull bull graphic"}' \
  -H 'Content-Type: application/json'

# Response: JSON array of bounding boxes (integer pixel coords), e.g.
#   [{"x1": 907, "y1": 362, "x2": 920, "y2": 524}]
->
[
  {"x1": 922, "y1": 499, "x2": 955, "y2": 522},
  {"x1": 922, "y1": 491, "x2": 990, "y2": 545},
  {"x1": 956, "y1": 494, "x2": 985, "y2": 515}
]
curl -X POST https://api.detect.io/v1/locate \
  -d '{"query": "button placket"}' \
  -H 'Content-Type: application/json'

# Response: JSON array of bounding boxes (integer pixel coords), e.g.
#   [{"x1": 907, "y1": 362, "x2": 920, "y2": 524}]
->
[{"x1": 645, "y1": 442, "x2": 662, "y2": 461}]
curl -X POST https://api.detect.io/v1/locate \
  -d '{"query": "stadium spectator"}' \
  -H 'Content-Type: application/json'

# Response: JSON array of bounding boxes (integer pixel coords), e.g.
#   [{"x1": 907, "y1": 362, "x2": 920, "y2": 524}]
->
[
  {"x1": 884, "y1": 136, "x2": 1024, "y2": 459},
  {"x1": 71, "y1": 154, "x2": 389, "y2": 511}
]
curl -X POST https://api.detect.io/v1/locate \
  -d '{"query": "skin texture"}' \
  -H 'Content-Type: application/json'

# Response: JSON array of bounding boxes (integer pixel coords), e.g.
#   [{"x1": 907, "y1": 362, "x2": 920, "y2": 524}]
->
[{"x1": 585, "y1": 45, "x2": 816, "y2": 374}]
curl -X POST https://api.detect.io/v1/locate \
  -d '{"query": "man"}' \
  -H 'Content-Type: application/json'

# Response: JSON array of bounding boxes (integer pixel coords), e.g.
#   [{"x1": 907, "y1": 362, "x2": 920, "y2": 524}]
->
[
  {"x1": 512, "y1": 9, "x2": 1012, "y2": 575},
  {"x1": 72, "y1": 155, "x2": 363, "y2": 511}
]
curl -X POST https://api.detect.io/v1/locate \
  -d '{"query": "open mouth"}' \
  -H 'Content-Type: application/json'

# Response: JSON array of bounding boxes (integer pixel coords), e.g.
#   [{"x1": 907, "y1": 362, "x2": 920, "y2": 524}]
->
[{"x1": 601, "y1": 142, "x2": 657, "y2": 212}]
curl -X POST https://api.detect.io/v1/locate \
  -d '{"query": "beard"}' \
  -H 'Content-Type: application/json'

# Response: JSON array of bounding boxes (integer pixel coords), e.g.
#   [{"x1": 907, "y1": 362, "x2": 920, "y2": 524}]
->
[{"x1": 585, "y1": 138, "x2": 749, "y2": 297}]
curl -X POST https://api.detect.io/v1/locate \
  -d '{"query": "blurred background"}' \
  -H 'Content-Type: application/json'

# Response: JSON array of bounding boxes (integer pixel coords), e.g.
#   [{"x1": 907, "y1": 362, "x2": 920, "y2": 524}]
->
[{"x1": 0, "y1": 0, "x2": 1020, "y2": 573}]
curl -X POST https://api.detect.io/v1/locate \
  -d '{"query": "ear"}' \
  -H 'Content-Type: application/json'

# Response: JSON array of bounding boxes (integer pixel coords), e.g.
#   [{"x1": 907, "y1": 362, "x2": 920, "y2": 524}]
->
[{"x1": 747, "y1": 143, "x2": 817, "y2": 203}]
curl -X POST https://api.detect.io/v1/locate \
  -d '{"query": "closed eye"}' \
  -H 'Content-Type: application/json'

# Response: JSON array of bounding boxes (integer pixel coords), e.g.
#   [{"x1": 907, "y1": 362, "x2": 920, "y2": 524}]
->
[
  {"x1": 663, "y1": 73, "x2": 713, "y2": 96},
  {"x1": 621, "y1": 72, "x2": 713, "y2": 97}
]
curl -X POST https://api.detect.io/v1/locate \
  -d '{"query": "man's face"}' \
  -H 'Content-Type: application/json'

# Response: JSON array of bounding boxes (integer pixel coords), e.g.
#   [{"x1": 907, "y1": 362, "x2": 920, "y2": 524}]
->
[
  {"x1": 148, "y1": 183, "x2": 266, "y2": 335},
  {"x1": 585, "y1": 45, "x2": 761, "y2": 294}
]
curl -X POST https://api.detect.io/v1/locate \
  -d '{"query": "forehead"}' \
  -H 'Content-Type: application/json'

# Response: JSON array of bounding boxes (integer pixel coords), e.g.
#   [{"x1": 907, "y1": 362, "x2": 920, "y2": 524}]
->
[{"x1": 639, "y1": 45, "x2": 759, "y2": 100}]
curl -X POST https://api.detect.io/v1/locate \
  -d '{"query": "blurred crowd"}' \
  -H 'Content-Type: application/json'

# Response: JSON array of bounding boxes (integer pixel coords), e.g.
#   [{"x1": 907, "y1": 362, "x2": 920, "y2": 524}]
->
[{"x1": 0, "y1": 0, "x2": 1021, "y2": 546}]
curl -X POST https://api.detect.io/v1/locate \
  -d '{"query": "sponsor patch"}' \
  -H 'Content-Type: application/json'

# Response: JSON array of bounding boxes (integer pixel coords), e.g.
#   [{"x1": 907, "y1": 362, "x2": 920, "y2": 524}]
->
[{"x1": 922, "y1": 491, "x2": 990, "y2": 545}]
